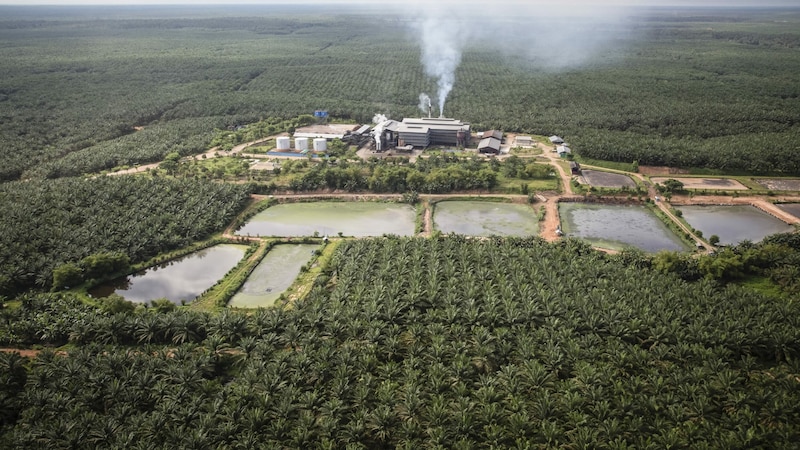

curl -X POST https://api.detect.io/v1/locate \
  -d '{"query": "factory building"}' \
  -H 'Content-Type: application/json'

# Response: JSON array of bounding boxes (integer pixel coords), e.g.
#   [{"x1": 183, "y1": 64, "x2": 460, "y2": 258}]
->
[{"x1": 395, "y1": 117, "x2": 470, "y2": 149}]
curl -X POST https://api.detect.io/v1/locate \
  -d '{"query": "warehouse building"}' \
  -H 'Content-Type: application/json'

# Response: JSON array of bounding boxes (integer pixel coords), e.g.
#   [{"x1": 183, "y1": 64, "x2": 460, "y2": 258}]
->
[{"x1": 396, "y1": 117, "x2": 470, "y2": 148}]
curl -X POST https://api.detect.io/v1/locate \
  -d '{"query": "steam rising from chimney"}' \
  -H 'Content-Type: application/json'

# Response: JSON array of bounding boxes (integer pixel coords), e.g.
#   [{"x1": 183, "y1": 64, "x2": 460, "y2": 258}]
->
[
  {"x1": 418, "y1": 93, "x2": 433, "y2": 118},
  {"x1": 407, "y1": 1, "x2": 637, "y2": 117}
]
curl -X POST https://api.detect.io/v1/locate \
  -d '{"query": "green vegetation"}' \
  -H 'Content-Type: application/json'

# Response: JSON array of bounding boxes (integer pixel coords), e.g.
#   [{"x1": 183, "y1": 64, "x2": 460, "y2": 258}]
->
[
  {"x1": 1, "y1": 8, "x2": 799, "y2": 181},
  {"x1": 2, "y1": 236, "x2": 799, "y2": 447},
  {"x1": 2, "y1": 6, "x2": 800, "y2": 449},
  {"x1": 0, "y1": 177, "x2": 251, "y2": 296}
]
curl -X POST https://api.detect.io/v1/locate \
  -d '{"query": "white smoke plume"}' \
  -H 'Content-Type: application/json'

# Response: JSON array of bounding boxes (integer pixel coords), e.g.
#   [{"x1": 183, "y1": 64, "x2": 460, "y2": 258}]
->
[
  {"x1": 372, "y1": 113, "x2": 388, "y2": 124},
  {"x1": 418, "y1": 93, "x2": 432, "y2": 116},
  {"x1": 406, "y1": 1, "x2": 637, "y2": 115}
]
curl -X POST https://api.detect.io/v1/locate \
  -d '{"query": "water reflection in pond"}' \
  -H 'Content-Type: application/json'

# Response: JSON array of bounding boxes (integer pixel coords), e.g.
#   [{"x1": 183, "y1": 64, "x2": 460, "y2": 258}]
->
[
  {"x1": 229, "y1": 244, "x2": 318, "y2": 308},
  {"x1": 89, "y1": 244, "x2": 248, "y2": 304},
  {"x1": 559, "y1": 203, "x2": 690, "y2": 252},
  {"x1": 677, "y1": 205, "x2": 794, "y2": 245},
  {"x1": 433, "y1": 201, "x2": 539, "y2": 236},
  {"x1": 236, "y1": 202, "x2": 416, "y2": 237}
]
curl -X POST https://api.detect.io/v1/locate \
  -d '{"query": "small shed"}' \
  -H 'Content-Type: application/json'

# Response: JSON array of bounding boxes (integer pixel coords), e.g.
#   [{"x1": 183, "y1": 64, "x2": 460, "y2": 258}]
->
[
  {"x1": 515, "y1": 136, "x2": 533, "y2": 147},
  {"x1": 549, "y1": 135, "x2": 564, "y2": 144},
  {"x1": 478, "y1": 137, "x2": 502, "y2": 154},
  {"x1": 569, "y1": 161, "x2": 581, "y2": 174},
  {"x1": 557, "y1": 145, "x2": 572, "y2": 158}
]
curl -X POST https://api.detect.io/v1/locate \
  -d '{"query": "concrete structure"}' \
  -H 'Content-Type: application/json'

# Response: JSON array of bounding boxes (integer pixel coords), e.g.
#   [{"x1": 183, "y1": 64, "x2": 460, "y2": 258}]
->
[
  {"x1": 276, "y1": 136, "x2": 291, "y2": 150},
  {"x1": 313, "y1": 138, "x2": 328, "y2": 152},
  {"x1": 294, "y1": 137, "x2": 309, "y2": 151}
]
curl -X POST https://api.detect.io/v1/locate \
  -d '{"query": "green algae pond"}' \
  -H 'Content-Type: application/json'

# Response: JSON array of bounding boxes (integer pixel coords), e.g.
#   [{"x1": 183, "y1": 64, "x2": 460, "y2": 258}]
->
[
  {"x1": 89, "y1": 244, "x2": 248, "y2": 304},
  {"x1": 433, "y1": 201, "x2": 539, "y2": 236},
  {"x1": 559, "y1": 203, "x2": 691, "y2": 252},
  {"x1": 228, "y1": 244, "x2": 319, "y2": 308},
  {"x1": 235, "y1": 202, "x2": 416, "y2": 237}
]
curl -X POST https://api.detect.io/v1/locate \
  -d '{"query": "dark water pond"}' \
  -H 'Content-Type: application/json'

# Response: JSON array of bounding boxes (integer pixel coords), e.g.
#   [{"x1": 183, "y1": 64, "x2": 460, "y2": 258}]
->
[
  {"x1": 777, "y1": 203, "x2": 800, "y2": 219},
  {"x1": 677, "y1": 205, "x2": 794, "y2": 245},
  {"x1": 229, "y1": 244, "x2": 318, "y2": 308},
  {"x1": 89, "y1": 244, "x2": 247, "y2": 304},
  {"x1": 433, "y1": 201, "x2": 539, "y2": 236},
  {"x1": 236, "y1": 202, "x2": 416, "y2": 237},
  {"x1": 559, "y1": 203, "x2": 690, "y2": 252}
]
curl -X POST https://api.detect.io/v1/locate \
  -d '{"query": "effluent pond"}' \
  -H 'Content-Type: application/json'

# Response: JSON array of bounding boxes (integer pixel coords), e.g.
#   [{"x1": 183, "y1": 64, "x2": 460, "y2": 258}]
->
[
  {"x1": 676, "y1": 205, "x2": 794, "y2": 245},
  {"x1": 559, "y1": 203, "x2": 690, "y2": 252},
  {"x1": 229, "y1": 244, "x2": 318, "y2": 308},
  {"x1": 777, "y1": 203, "x2": 800, "y2": 220},
  {"x1": 89, "y1": 244, "x2": 248, "y2": 304},
  {"x1": 236, "y1": 202, "x2": 416, "y2": 237},
  {"x1": 433, "y1": 201, "x2": 539, "y2": 236}
]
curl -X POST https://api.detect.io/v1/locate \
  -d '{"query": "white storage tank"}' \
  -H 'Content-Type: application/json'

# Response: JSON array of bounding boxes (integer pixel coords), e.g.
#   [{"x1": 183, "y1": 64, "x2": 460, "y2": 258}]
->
[
  {"x1": 276, "y1": 136, "x2": 291, "y2": 150},
  {"x1": 313, "y1": 138, "x2": 327, "y2": 152},
  {"x1": 294, "y1": 137, "x2": 309, "y2": 151}
]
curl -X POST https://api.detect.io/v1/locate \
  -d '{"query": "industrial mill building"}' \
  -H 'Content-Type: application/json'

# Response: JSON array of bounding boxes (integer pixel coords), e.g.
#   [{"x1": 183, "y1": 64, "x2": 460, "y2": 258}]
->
[{"x1": 395, "y1": 117, "x2": 470, "y2": 149}]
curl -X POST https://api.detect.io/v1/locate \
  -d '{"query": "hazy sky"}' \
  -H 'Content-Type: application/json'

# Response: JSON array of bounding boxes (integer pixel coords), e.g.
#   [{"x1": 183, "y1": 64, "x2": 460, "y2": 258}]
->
[{"x1": 0, "y1": 0, "x2": 796, "y2": 5}]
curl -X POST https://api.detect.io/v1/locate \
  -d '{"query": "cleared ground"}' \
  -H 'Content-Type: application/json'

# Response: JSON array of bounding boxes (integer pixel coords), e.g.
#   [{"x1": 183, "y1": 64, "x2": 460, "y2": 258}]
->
[
  {"x1": 754, "y1": 179, "x2": 800, "y2": 191},
  {"x1": 651, "y1": 177, "x2": 749, "y2": 190}
]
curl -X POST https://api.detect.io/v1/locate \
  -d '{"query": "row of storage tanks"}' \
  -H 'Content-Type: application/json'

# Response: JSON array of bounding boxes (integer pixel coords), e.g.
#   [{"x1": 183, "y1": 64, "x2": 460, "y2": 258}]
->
[{"x1": 275, "y1": 136, "x2": 327, "y2": 152}]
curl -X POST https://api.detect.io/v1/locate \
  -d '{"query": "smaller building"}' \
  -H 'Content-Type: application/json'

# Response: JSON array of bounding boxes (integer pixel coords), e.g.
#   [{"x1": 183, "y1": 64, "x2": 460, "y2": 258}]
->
[
  {"x1": 515, "y1": 136, "x2": 533, "y2": 147},
  {"x1": 478, "y1": 137, "x2": 502, "y2": 154},
  {"x1": 549, "y1": 135, "x2": 564, "y2": 144},
  {"x1": 557, "y1": 145, "x2": 572, "y2": 158},
  {"x1": 570, "y1": 161, "x2": 581, "y2": 174}
]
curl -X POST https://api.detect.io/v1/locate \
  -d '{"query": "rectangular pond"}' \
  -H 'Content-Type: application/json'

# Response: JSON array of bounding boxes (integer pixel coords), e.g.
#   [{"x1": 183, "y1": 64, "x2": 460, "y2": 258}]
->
[
  {"x1": 677, "y1": 205, "x2": 795, "y2": 245},
  {"x1": 89, "y1": 244, "x2": 248, "y2": 304},
  {"x1": 559, "y1": 203, "x2": 691, "y2": 252},
  {"x1": 228, "y1": 244, "x2": 318, "y2": 308},
  {"x1": 433, "y1": 201, "x2": 539, "y2": 237},
  {"x1": 777, "y1": 203, "x2": 800, "y2": 219},
  {"x1": 235, "y1": 202, "x2": 416, "y2": 237}
]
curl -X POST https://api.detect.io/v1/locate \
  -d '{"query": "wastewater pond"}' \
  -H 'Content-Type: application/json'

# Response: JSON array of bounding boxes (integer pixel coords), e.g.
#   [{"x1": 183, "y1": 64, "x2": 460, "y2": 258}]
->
[
  {"x1": 433, "y1": 201, "x2": 539, "y2": 236},
  {"x1": 559, "y1": 203, "x2": 690, "y2": 252},
  {"x1": 89, "y1": 244, "x2": 248, "y2": 304},
  {"x1": 777, "y1": 203, "x2": 800, "y2": 220},
  {"x1": 229, "y1": 244, "x2": 318, "y2": 309},
  {"x1": 677, "y1": 205, "x2": 794, "y2": 245},
  {"x1": 236, "y1": 202, "x2": 416, "y2": 237}
]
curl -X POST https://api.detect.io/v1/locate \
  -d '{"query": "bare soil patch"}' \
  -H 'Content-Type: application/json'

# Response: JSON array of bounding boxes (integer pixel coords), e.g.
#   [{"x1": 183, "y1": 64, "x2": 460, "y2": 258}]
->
[
  {"x1": 294, "y1": 123, "x2": 359, "y2": 136},
  {"x1": 754, "y1": 179, "x2": 800, "y2": 191},
  {"x1": 580, "y1": 170, "x2": 636, "y2": 188},
  {"x1": 651, "y1": 177, "x2": 749, "y2": 190}
]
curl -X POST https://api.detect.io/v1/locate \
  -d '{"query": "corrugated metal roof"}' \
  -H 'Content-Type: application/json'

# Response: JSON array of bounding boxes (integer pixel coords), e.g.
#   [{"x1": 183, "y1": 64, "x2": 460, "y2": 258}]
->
[{"x1": 478, "y1": 137, "x2": 502, "y2": 151}]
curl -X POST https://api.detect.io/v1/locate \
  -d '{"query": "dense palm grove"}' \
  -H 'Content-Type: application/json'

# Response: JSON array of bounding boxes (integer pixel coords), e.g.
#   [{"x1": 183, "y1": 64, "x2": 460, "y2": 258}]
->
[
  {"x1": 0, "y1": 177, "x2": 251, "y2": 296},
  {"x1": 2, "y1": 237, "x2": 799, "y2": 448},
  {"x1": 2, "y1": 5, "x2": 800, "y2": 449},
  {"x1": 1, "y1": 8, "x2": 799, "y2": 180}
]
